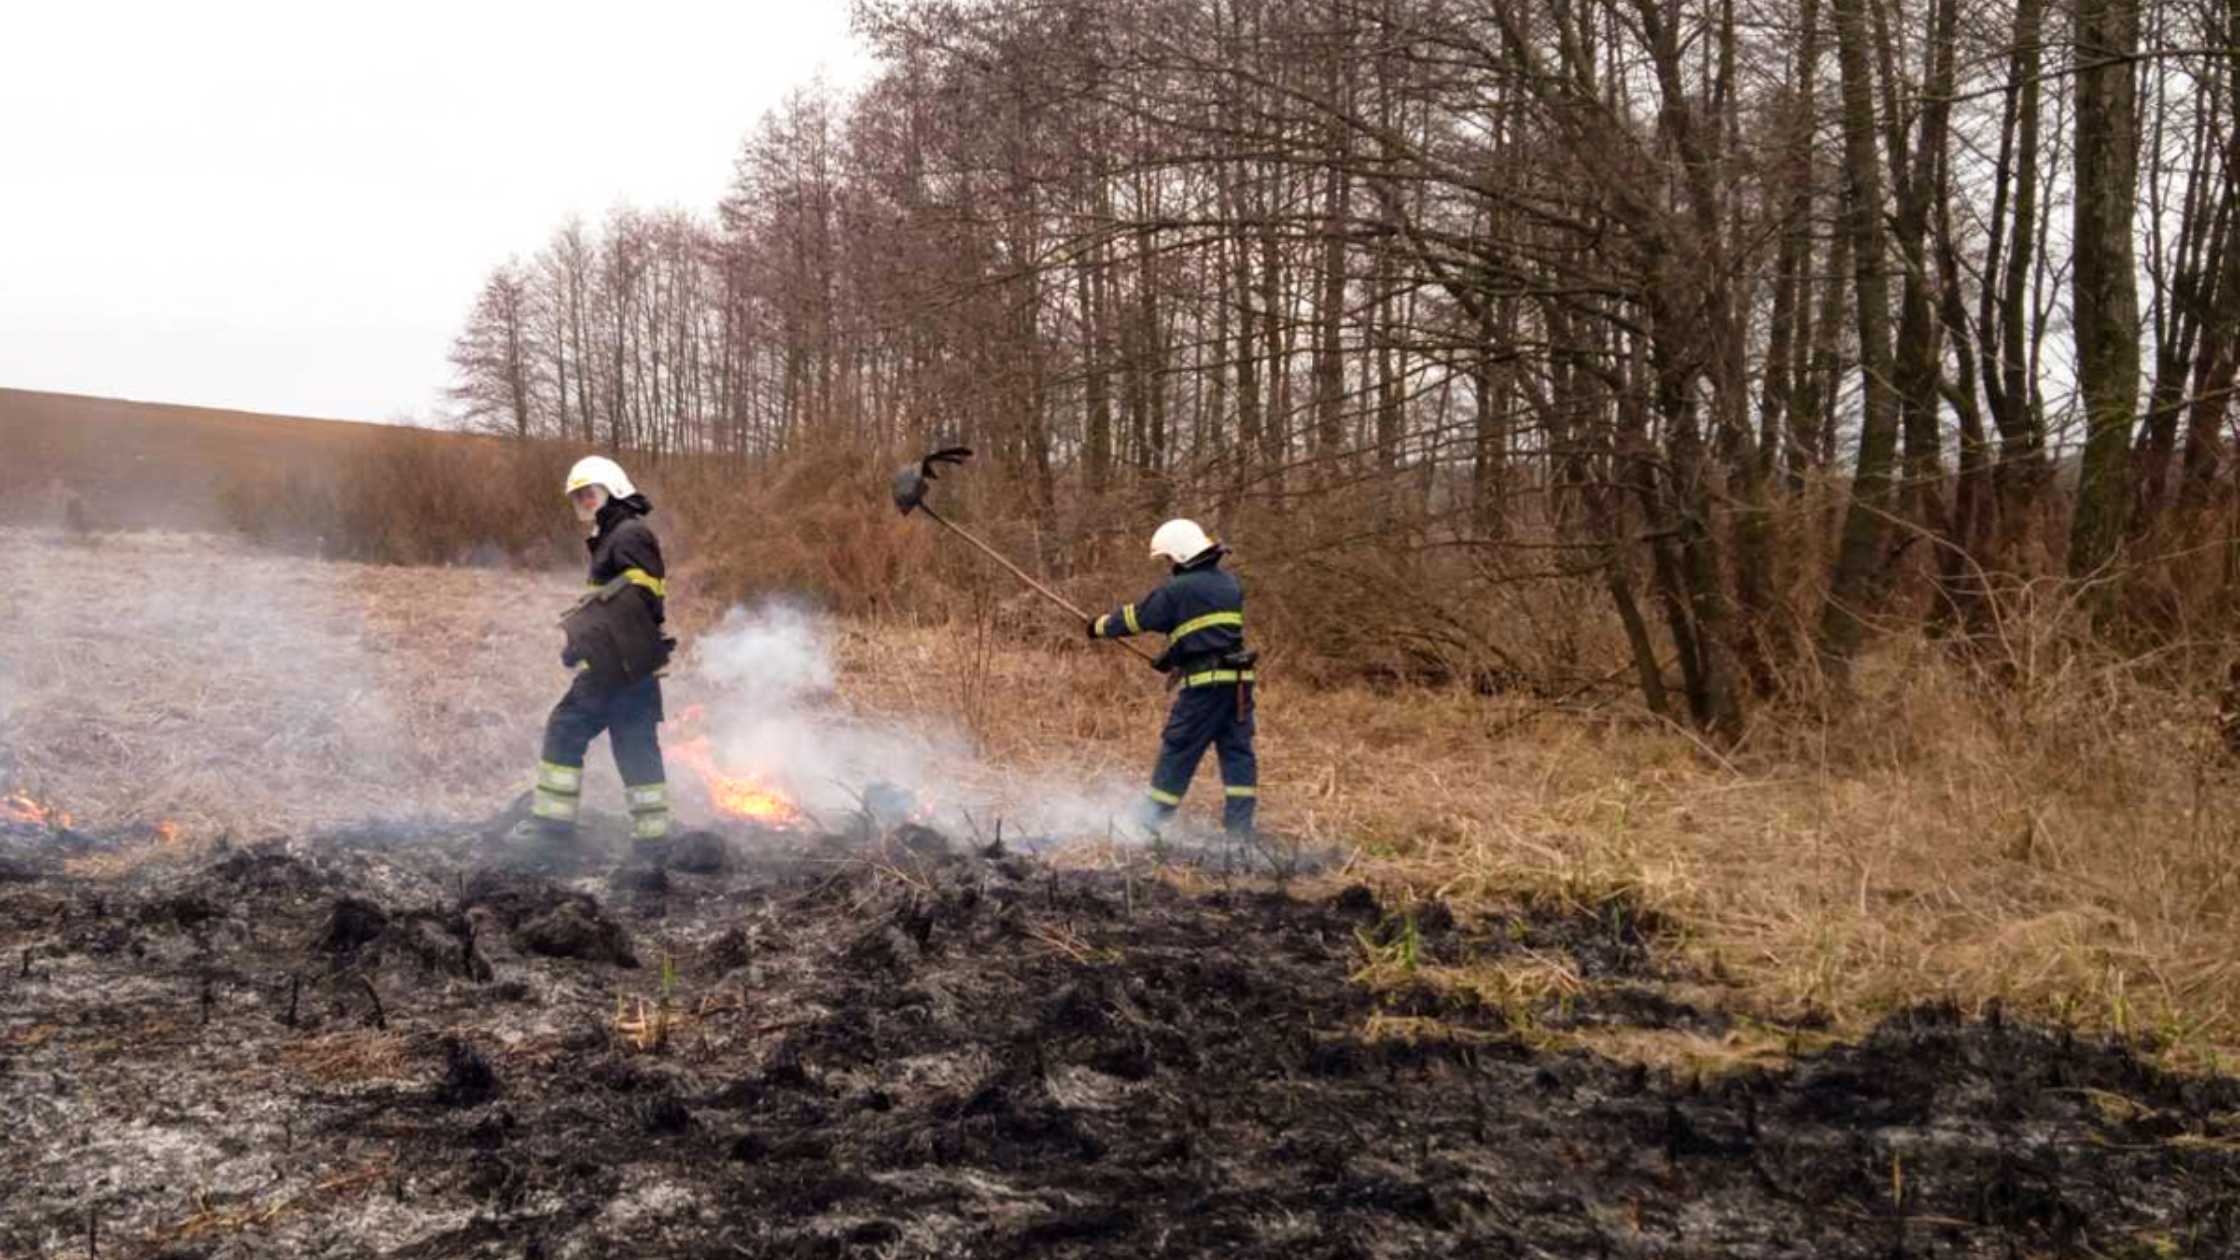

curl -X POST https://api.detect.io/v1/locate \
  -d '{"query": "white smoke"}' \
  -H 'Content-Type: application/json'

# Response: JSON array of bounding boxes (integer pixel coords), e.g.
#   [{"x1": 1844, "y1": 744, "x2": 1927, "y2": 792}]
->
[
  {"x1": 0, "y1": 527, "x2": 433, "y2": 833},
  {"x1": 681, "y1": 602, "x2": 1149, "y2": 844},
  {"x1": 692, "y1": 604, "x2": 835, "y2": 700}
]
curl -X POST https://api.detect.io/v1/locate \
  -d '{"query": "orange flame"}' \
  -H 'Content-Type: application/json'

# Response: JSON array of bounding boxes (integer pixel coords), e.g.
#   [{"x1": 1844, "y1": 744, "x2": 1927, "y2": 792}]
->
[
  {"x1": 2, "y1": 793, "x2": 72, "y2": 830},
  {"x1": 670, "y1": 737, "x2": 800, "y2": 825},
  {"x1": 156, "y1": 820, "x2": 182, "y2": 845}
]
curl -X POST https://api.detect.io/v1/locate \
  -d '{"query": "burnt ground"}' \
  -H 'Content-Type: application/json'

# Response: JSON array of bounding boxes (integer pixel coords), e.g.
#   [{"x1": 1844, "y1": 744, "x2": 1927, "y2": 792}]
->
[{"x1": 3, "y1": 817, "x2": 2238, "y2": 1258}]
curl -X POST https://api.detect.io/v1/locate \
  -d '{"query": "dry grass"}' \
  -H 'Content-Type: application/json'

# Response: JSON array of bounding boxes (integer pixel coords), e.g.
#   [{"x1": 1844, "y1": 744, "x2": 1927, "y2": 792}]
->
[
  {"x1": 162, "y1": 1161, "x2": 392, "y2": 1244},
  {"x1": 5, "y1": 388, "x2": 1660, "y2": 685},
  {"x1": 4, "y1": 387, "x2": 420, "y2": 533},
  {"x1": 614, "y1": 993, "x2": 681, "y2": 1054},
  {"x1": 1354, "y1": 1014, "x2": 1514, "y2": 1048},
  {"x1": 1547, "y1": 1024, "x2": 1841, "y2": 1078},
  {"x1": 0, "y1": 528, "x2": 574, "y2": 839},
  {"x1": 19, "y1": 389, "x2": 2240, "y2": 1078},
  {"x1": 11, "y1": 525, "x2": 2240, "y2": 1071},
  {"x1": 278, "y1": 1031, "x2": 410, "y2": 1085},
  {"x1": 829, "y1": 616, "x2": 2240, "y2": 1070},
  {"x1": 217, "y1": 426, "x2": 581, "y2": 567},
  {"x1": 3, "y1": 386, "x2": 579, "y2": 565}
]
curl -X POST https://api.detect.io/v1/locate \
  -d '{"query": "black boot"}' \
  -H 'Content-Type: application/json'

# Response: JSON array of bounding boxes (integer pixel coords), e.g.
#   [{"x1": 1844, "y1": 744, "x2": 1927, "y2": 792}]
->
[
  {"x1": 494, "y1": 816, "x2": 579, "y2": 875},
  {"x1": 607, "y1": 838, "x2": 671, "y2": 908}
]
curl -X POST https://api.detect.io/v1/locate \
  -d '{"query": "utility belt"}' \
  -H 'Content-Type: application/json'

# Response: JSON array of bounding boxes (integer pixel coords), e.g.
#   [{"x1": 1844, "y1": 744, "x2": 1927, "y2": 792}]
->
[
  {"x1": 1173, "y1": 641, "x2": 1263, "y2": 681},
  {"x1": 1172, "y1": 651, "x2": 1258, "y2": 730}
]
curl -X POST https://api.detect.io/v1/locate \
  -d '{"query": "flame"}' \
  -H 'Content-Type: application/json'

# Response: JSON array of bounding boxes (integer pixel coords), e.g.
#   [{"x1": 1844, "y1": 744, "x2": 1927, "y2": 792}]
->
[
  {"x1": 156, "y1": 820, "x2": 182, "y2": 845},
  {"x1": 2, "y1": 793, "x2": 72, "y2": 830},
  {"x1": 670, "y1": 737, "x2": 800, "y2": 825}
]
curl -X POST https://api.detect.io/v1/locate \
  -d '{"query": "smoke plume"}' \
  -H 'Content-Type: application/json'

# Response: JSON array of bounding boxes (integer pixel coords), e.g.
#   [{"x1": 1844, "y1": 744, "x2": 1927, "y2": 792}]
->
[{"x1": 682, "y1": 602, "x2": 1148, "y2": 843}]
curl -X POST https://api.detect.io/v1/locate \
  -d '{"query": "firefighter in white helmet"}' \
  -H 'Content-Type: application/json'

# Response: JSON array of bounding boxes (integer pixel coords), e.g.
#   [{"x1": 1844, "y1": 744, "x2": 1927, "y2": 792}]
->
[
  {"x1": 1088, "y1": 518, "x2": 1259, "y2": 837},
  {"x1": 511, "y1": 455, "x2": 677, "y2": 880}
]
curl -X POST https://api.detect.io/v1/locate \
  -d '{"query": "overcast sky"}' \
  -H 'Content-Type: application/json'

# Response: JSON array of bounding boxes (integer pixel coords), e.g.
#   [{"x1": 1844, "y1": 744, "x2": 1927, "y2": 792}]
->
[{"x1": 0, "y1": 1, "x2": 872, "y2": 422}]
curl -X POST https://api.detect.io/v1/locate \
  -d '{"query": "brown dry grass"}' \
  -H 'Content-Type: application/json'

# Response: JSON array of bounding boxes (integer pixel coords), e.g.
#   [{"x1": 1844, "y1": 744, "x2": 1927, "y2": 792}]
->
[
  {"x1": 831, "y1": 616, "x2": 2240, "y2": 1071},
  {"x1": 4, "y1": 387, "x2": 587, "y2": 566},
  {"x1": 1, "y1": 528, "x2": 572, "y2": 839},
  {"x1": 7, "y1": 388, "x2": 1648, "y2": 687},
  {"x1": 1548, "y1": 1023, "x2": 1844, "y2": 1078},
  {"x1": 277, "y1": 1030, "x2": 411, "y2": 1085},
  {"x1": 18, "y1": 388, "x2": 2240, "y2": 1081},
  {"x1": 161, "y1": 1160, "x2": 392, "y2": 1245},
  {"x1": 3, "y1": 387, "x2": 420, "y2": 533},
  {"x1": 3, "y1": 388, "x2": 1680, "y2": 689},
  {"x1": 10, "y1": 522, "x2": 2240, "y2": 1073}
]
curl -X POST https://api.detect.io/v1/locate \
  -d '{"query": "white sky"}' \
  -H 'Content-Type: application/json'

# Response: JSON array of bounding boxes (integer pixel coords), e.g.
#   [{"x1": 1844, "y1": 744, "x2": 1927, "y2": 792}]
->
[{"x1": 0, "y1": 1, "x2": 872, "y2": 422}]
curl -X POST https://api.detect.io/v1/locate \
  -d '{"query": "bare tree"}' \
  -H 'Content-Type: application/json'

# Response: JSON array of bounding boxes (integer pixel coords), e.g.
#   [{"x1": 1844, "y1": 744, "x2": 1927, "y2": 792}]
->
[
  {"x1": 442, "y1": 0, "x2": 2240, "y2": 722},
  {"x1": 447, "y1": 262, "x2": 537, "y2": 439}
]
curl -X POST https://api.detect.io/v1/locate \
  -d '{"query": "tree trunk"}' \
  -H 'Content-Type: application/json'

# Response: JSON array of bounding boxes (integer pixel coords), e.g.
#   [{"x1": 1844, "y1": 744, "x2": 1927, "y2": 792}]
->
[
  {"x1": 2067, "y1": 0, "x2": 2144, "y2": 578},
  {"x1": 1817, "y1": 0, "x2": 1903, "y2": 668}
]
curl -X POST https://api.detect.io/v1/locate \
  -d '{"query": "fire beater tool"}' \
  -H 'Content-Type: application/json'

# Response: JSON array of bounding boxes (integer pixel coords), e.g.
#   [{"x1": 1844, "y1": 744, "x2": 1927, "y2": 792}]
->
[{"x1": 891, "y1": 447, "x2": 1160, "y2": 666}]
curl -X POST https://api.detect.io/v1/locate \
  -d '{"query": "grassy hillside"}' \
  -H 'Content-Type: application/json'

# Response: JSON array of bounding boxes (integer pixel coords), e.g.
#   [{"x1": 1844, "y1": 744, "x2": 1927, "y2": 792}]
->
[
  {"x1": 0, "y1": 387, "x2": 423, "y2": 532},
  {"x1": 0, "y1": 388, "x2": 1028, "y2": 626},
  {"x1": 1, "y1": 387, "x2": 594, "y2": 566}
]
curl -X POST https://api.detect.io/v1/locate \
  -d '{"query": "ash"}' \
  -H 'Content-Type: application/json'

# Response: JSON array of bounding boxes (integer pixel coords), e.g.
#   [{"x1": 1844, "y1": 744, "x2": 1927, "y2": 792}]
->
[{"x1": 3, "y1": 814, "x2": 2236, "y2": 1257}]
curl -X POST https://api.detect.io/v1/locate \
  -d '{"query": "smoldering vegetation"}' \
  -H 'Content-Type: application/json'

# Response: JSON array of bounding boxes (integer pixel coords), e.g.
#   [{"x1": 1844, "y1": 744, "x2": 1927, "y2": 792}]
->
[{"x1": 5, "y1": 808, "x2": 2238, "y2": 1257}]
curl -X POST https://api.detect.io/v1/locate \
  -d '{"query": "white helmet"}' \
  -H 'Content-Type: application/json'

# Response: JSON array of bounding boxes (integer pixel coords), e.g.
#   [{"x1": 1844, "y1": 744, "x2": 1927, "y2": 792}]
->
[
  {"x1": 564, "y1": 455, "x2": 636, "y2": 500},
  {"x1": 1149, "y1": 518, "x2": 1215, "y2": 565}
]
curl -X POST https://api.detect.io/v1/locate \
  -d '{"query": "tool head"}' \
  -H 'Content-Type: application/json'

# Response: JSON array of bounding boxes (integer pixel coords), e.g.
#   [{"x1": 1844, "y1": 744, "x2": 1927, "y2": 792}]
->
[
  {"x1": 890, "y1": 446, "x2": 973, "y2": 515},
  {"x1": 891, "y1": 465, "x2": 929, "y2": 514}
]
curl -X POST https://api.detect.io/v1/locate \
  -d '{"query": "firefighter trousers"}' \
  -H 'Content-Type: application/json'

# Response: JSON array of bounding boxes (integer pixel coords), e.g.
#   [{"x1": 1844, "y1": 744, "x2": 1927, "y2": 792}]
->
[
  {"x1": 533, "y1": 672, "x2": 670, "y2": 841},
  {"x1": 1143, "y1": 681, "x2": 1257, "y2": 835}
]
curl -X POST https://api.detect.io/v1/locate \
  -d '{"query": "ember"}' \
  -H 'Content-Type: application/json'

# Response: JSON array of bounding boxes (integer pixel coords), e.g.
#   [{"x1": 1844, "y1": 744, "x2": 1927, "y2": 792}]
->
[{"x1": 1, "y1": 793, "x2": 72, "y2": 830}]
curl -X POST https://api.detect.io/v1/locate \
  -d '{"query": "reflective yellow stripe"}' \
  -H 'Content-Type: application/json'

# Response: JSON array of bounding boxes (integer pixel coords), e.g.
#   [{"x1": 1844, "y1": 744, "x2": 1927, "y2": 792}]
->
[
  {"x1": 620, "y1": 568, "x2": 667, "y2": 598},
  {"x1": 1122, "y1": 604, "x2": 1141, "y2": 635},
  {"x1": 1093, "y1": 614, "x2": 1110, "y2": 637},
  {"x1": 1171, "y1": 611, "x2": 1243, "y2": 641},
  {"x1": 1146, "y1": 787, "x2": 1182, "y2": 806},
  {"x1": 1182, "y1": 669, "x2": 1257, "y2": 688},
  {"x1": 626, "y1": 781, "x2": 671, "y2": 839},
  {"x1": 534, "y1": 761, "x2": 583, "y2": 821},
  {"x1": 532, "y1": 793, "x2": 579, "y2": 821},
  {"x1": 1225, "y1": 786, "x2": 1257, "y2": 798}
]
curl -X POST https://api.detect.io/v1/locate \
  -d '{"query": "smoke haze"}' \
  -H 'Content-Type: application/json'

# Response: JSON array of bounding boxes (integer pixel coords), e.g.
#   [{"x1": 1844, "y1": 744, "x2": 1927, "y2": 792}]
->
[{"x1": 684, "y1": 602, "x2": 1148, "y2": 843}]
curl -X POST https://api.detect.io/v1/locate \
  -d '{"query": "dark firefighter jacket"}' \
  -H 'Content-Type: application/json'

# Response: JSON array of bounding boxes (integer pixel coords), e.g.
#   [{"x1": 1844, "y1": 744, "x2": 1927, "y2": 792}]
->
[
  {"x1": 1091, "y1": 548, "x2": 1250, "y2": 683},
  {"x1": 560, "y1": 493, "x2": 673, "y2": 687}
]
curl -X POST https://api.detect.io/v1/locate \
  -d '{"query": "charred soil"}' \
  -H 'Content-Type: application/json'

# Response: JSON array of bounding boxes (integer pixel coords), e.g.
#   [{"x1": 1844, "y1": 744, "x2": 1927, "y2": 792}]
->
[{"x1": 3, "y1": 817, "x2": 2237, "y2": 1257}]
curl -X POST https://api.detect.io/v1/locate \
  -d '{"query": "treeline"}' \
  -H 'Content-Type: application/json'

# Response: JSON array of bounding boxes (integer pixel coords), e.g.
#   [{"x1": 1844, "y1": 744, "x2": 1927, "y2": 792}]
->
[{"x1": 448, "y1": 0, "x2": 2240, "y2": 728}]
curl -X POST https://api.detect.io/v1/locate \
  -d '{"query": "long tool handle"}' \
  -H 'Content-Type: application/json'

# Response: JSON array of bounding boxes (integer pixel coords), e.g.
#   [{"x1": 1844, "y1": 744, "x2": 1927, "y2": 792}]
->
[{"x1": 920, "y1": 505, "x2": 1162, "y2": 665}]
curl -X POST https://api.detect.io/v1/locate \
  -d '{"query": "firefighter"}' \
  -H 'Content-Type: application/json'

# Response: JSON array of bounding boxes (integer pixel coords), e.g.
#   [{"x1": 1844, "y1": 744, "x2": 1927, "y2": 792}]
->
[
  {"x1": 512, "y1": 455, "x2": 676, "y2": 873},
  {"x1": 1090, "y1": 518, "x2": 1258, "y2": 837}
]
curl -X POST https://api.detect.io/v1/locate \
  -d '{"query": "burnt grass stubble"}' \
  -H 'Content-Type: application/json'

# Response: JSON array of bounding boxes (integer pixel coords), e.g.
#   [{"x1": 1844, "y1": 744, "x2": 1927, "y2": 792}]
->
[{"x1": 2, "y1": 815, "x2": 2237, "y2": 1258}]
